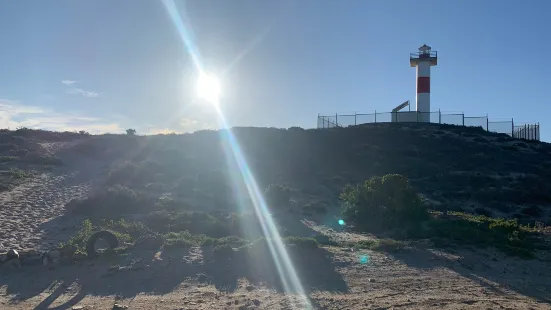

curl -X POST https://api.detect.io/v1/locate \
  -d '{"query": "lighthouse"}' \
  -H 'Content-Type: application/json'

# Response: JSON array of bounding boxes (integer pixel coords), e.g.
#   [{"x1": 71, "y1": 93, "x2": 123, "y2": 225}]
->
[{"x1": 410, "y1": 44, "x2": 437, "y2": 122}]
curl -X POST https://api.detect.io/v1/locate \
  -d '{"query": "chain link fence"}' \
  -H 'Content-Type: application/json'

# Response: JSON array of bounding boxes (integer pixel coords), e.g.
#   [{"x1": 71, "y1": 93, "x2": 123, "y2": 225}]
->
[{"x1": 317, "y1": 111, "x2": 540, "y2": 141}]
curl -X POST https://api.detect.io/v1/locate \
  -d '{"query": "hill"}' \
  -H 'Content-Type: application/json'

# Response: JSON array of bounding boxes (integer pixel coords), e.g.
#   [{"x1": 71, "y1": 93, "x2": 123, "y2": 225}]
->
[
  {"x1": 68, "y1": 123, "x2": 551, "y2": 221},
  {"x1": 0, "y1": 124, "x2": 550, "y2": 309}
]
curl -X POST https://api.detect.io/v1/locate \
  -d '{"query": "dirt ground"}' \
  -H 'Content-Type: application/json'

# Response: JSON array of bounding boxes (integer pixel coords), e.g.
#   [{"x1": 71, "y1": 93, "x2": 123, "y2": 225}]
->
[
  {"x1": 1, "y1": 140, "x2": 550, "y2": 309},
  {"x1": 1, "y1": 243, "x2": 550, "y2": 309}
]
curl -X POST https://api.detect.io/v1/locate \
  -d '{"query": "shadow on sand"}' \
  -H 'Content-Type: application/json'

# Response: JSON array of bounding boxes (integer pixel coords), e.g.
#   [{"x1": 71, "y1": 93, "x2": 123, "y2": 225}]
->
[
  {"x1": 0, "y1": 244, "x2": 349, "y2": 309},
  {"x1": 387, "y1": 246, "x2": 551, "y2": 304}
]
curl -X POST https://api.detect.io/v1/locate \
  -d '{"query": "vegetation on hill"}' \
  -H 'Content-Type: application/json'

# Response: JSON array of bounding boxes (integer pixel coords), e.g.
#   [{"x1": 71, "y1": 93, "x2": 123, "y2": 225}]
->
[
  {"x1": 1, "y1": 125, "x2": 549, "y2": 259},
  {"x1": 339, "y1": 174, "x2": 548, "y2": 258},
  {"x1": 60, "y1": 123, "x2": 551, "y2": 222}
]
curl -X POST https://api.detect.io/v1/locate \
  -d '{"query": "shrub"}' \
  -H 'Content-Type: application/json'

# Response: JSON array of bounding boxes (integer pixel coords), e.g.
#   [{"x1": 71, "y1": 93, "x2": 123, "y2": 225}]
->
[
  {"x1": 100, "y1": 219, "x2": 152, "y2": 239},
  {"x1": 126, "y1": 129, "x2": 136, "y2": 136},
  {"x1": 59, "y1": 219, "x2": 94, "y2": 255},
  {"x1": 265, "y1": 184, "x2": 292, "y2": 207},
  {"x1": 8, "y1": 168, "x2": 31, "y2": 179},
  {"x1": 66, "y1": 185, "x2": 151, "y2": 216},
  {"x1": 283, "y1": 236, "x2": 319, "y2": 249},
  {"x1": 0, "y1": 156, "x2": 18, "y2": 162},
  {"x1": 340, "y1": 174, "x2": 428, "y2": 231},
  {"x1": 427, "y1": 212, "x2": 540, "y2": 258}
]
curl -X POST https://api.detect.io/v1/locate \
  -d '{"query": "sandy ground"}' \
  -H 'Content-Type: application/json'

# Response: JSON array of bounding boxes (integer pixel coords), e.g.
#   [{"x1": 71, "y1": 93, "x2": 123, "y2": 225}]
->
[
  {"x1": 1, "y1": 244, "x2": 550, "y2": 309},
  {"x1": 1, "y1": 141, "x2": 550, "y2": 309},
  {"x1": 0, "y1": 141, "x2": 106, "y2": 252}
]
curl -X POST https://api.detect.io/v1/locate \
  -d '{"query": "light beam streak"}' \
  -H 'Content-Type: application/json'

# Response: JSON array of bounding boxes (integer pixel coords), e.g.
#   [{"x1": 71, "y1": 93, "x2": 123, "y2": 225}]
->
[{"x1": 161, "y1": 1, "x2": 311, "y2": 308}]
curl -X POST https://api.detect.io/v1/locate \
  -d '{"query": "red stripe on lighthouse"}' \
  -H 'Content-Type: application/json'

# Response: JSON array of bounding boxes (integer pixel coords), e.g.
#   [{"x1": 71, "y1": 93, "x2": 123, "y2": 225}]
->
[{"x1": 417, "y1": 77, "x2": 430, "y2": 93}]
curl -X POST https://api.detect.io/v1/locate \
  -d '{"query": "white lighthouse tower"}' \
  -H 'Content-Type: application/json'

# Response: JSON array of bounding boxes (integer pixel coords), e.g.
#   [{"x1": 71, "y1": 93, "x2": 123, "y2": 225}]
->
[{"x1": 410, "y1": 44, "x2": 437, "y2": 122}]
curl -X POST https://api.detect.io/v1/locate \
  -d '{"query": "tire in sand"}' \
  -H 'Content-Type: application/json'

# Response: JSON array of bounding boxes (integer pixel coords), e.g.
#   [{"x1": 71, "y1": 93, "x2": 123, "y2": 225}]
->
[{"x1": 86, "y1": 231, "x2": 119, "y2": 257}]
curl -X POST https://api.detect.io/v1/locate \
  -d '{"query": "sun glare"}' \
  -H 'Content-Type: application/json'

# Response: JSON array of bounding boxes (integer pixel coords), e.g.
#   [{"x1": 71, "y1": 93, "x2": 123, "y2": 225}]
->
[{"x1": 197, "y1": 72, "x2": 221, "y2": 103}]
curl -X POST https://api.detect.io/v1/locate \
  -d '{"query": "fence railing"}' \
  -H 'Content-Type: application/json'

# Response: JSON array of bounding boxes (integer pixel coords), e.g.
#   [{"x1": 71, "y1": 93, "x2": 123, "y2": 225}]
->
[{"x1": 317, "y1": 111, "x2": 540, "y2": 141}]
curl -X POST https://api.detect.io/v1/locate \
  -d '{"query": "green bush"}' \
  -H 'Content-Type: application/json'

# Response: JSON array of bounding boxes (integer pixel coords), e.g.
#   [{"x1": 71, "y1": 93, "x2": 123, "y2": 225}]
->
[
  {"x1": 8, "y1": 168, "x2": 31, "y2": 179},
  {"x1": 283, "y1": 236, "x2": 319, "y2": 248},
  {"x1": 100, "y1": 219, "x2": 152, "y2": 239},
  {"x1": 340, "y1": 174, "x2": 428, "y2": 231},
  {"x1": 59, "y1": 219, "x2": 94, "y2": 255},
  {"x1": 0, "y1": 156, "x2": 19, "y2": 162},
  {"x1": 427, "y1": 212, "x2": 540, "y2": 258}
]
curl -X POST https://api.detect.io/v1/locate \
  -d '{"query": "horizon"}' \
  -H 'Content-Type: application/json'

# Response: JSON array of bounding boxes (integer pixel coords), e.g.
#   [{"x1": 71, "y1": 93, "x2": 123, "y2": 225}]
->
[{"x1": 1, "y1": 0, "x2": 550, "y2": 141}]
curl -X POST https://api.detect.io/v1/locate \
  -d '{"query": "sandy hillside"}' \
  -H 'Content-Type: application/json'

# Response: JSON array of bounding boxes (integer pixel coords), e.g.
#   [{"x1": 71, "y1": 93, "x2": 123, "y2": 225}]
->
[{"x1": 0, "y1": 129, "x2": 550, "y2": 309}]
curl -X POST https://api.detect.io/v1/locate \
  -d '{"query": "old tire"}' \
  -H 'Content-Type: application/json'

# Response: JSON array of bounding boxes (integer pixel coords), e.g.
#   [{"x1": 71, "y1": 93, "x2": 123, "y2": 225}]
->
[{"x1": 86, "y1": 231, "x2": 119, "y2": 257}]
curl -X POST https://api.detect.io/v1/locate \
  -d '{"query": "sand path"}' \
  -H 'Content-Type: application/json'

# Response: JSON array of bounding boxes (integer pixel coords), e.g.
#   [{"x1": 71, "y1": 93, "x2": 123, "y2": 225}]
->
[{"x1": 0, "y1": 140, "x2": 105, "y2": 252}]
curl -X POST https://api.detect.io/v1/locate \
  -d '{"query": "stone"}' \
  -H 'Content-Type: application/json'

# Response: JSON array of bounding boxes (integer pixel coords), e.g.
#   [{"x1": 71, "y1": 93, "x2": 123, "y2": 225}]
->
[
  {"x1": 112, "y1": 304, "x2": 128, "y2": 310},
  {"x1": 72, "y1": 306, "x2": 85, "y2": 310},
  {"x1": 368, "y1": 278, "x2": 375, "y2": 283},
  {"x1": 245, "y1": 285, "x2": 254, "y2": 292},
  {"x1": 7, "y1": 249, "x2": 19, "y2": 260},
  {"x1": 253, "y1": 299, "x2": 261, "y2": 306}
]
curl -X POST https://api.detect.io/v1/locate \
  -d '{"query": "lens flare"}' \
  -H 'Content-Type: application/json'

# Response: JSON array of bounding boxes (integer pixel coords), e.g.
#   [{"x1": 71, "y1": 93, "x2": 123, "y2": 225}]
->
[
  {"x1": 161, "y1": 1, "x2": 311, "y2": 307},
  {"x1": 338, "y1": 219, "x2": 345, "y2": 226}
]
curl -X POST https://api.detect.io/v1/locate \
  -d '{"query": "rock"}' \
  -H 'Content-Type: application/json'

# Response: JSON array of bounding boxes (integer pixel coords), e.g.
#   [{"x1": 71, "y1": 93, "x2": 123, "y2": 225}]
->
[
  {"x1": 112, "y1": 304, "x2": 128, "y2": 310},
  {"x1": 253, "y1": 299, "x2": 261, "y2": 306},
  {"x1": 368, "y1": 278, "x2": 375, "y2": 283},
  {"x1": 245, "y1": 285, "x2": 255, "y2": 292},
  {"x1": 0, "y1": 253, "x2": 8, "y2": 263},
  {"x1": 72, "y1": 306, "x2": 85, "y2": 310},
  {"x1": 7, "y1": 249, "x2": 19, "y2": 260}
]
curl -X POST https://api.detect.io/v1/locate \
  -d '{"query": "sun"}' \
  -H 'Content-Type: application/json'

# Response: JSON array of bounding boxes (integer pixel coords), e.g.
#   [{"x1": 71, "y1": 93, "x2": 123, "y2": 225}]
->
[{"x1": 197, "y1": 72, "x2": 221, "y2": 103}]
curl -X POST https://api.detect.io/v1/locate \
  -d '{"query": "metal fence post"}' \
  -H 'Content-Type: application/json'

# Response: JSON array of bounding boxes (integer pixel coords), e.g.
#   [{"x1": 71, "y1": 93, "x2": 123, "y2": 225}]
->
[
  {"x1": 354, "y1": 112, "x2": 357, "y2": 125},
  {"x1": 439, "y1": 109, "x2": 441, "y2": 124},
  {"x1": 335, "y1": 113, "x2": 338, "y2": 127},
  {"x1": 511, "y1": 118, "x2": 514, "y2": 137},
  {"x1": 462, "y1": 113, "x2": 465, "y2": 126},
  {"x1": 486, "y1": 114, "x2": 489, "y2": 131}
]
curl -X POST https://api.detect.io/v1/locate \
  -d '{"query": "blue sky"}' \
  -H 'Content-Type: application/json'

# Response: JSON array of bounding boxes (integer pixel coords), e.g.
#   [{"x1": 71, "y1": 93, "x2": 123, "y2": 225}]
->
[{"x1": 0, "y1": 0, "x2": 550, "y2": 140}]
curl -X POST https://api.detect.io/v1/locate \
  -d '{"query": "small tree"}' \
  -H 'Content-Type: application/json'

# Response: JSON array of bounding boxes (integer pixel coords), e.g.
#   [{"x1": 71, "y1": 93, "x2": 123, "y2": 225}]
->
[
  {"x1": 126, "y1": 129, "x2": 136, "y2": 136},
  {"x1": 340, "y1": 174, "x2": 428, "y2": 231}
]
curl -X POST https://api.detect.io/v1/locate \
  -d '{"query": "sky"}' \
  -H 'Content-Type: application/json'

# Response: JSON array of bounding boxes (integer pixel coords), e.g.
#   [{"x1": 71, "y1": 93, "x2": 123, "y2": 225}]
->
[{"x1": 0, "y1": 0, "x2": 550, "y2": 141}]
